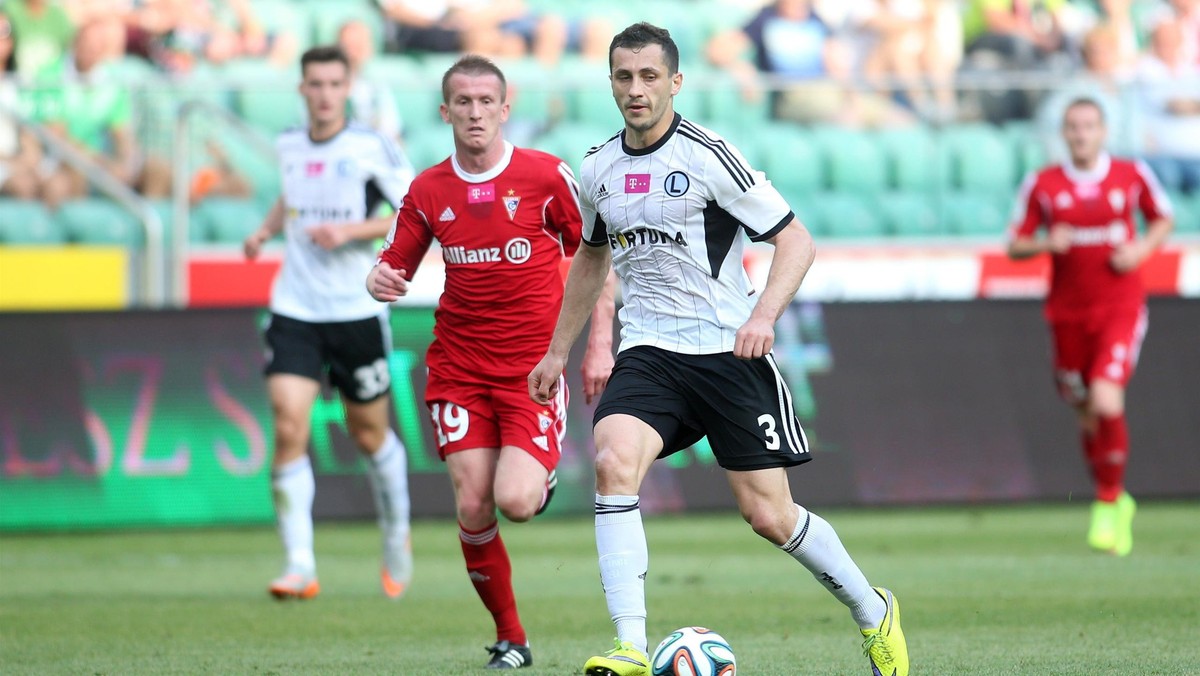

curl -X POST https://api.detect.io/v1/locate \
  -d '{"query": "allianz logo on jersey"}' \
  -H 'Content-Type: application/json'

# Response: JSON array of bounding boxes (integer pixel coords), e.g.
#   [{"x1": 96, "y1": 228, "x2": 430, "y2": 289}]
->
[
  {"x1": 443, "y1": 237, "x2": 533, "y2": 265},
  {"x1": 607, "y1": 227, "x2": 688, "y2": 250},
  {"x1": 1070, "y1": 221, "x2": 1129, "y2": 247}
]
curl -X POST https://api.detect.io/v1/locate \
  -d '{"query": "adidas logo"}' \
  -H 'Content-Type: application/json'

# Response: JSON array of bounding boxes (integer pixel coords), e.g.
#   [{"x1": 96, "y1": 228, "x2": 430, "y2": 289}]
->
[
  {"x1": 596, "y1": 183, "x2": 608, "y2": 199},
  {"x1": 438, "y1": 207, "x2": 455, "y2": 222}
]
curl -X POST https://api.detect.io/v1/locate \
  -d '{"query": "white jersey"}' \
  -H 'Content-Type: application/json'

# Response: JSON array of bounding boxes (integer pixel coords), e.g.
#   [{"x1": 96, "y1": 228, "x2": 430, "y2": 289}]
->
[
  {"x1": 272, "y1": 123, "x2": 414, "y2": 322},
  {"x1": 579, "y1": 113, "x2": 793, "y2": 354}
]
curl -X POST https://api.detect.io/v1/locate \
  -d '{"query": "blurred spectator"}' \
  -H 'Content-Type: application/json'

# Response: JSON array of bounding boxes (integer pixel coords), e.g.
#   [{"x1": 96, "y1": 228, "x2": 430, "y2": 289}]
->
[
  {"x1": 2, "y1": 0, "x2": 75, "y2": 81},
  {"x1": 32, "y1": 18, "x2": 172, "y2": 198},
  {"x1": 859, "y1": 0, "x2": 962, "y2": 120},
  {"x1": 125, "y1": 0, "x2": 297, "y2": 73},
  {"x1": 707, "y1": 0, "x2": 913, "y2": 126},
  {"x1": 1136, "y1": 18, "x2": 1200, "y2": 192},
  {"x1": 335, "y1": 19, "x2": 403, "y2": 143},
  {"x1": 1164, "y1": 0, "x2": 1199, "y2": 64},
  {"x1": 961, "y1": 0, "x2": 1075, "y2": 122},
  {"x1": 1038, "y1": 23, "x2": 1140, "y2": 161},
  {"x1": 375, "y1": 0, "x2": 603, "y2": 65},
  {"x1": 0, "y1": 8, "x2": 72, "y2": 206}
]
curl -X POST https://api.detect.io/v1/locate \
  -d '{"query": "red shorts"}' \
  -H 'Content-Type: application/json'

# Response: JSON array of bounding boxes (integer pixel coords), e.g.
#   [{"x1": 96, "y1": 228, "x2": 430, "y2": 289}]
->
[
  {"x1": 425, "y1": 374, "x2": 567, "y2": 472},
  {"x1": 1050, "y1": 306, "x2": 1147, "y2": 405}
]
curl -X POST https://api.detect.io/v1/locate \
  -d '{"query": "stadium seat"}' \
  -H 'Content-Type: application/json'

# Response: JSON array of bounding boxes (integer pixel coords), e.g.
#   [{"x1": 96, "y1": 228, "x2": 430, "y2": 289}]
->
[
  {"x1": 757, "y1": 124, "x2": 822, "y2": 199},
  {"x1": 57, "y1": 198, "x2": 143, "y2": 245},
  {"x1": 808, "y1": 192, "x2": 885, "y2": 239},
  {"x1": 940, "y1": 192, "x2": 1011, "y2": 237},
  {"x1": 307, "y1": 0, "x2": 384, "y2": 48},
  {"x1": 704, "y1": 72, "x2": 771, "y2": 129},
  {"x1": 192, "y1": 198, "x2": 266, "y2": 244},
  {"x1": 531, "y1": 123, "x2": 612, "y2": 168},
  {"x1": 401, "y1": 124, "x2": 456, "y2": 172},
  {"x1": 812, "y1": 126, "x2": 888, "y2": 194},
  {"x1": 0, "y1": 199, "x2": 63, "y2": 244},
  {"x1": 365, "y1": 55, "x2": 442, "y2": 129},
  {"x1": 227, "y1": 60, "x2": 302, "y2": 135},
  {"x1": 499, "y1": 57, "x2": 567, "y2": 126},
  {"x1": 876, "y1": 192, "x2": 942, "y2": 238},
  {"x1": 1167, "y1": 192, "x2": 1198, "y2": 233},
  {"x1": 875, "y1": 126, "x2": 945, "y2": 192},
  {"x1": 942, "y1": 124, "x2": 1017, "y2": 192},
  {"x1": 251, "y1": 0, "x2": 313, "y2": 50}
]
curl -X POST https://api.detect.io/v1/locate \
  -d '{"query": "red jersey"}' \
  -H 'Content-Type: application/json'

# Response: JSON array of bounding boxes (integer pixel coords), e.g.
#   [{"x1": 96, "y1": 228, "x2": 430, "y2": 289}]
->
[
  {"x1": 1009, "y1": 154, "x2": 1172, "y2": 322},
  {"x1": 380, "y1": 143, "x2": 582, "y2": 382}
]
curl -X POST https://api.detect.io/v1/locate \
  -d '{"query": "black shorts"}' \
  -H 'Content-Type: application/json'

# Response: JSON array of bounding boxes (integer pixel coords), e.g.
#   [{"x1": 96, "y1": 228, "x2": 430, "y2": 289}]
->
[
  {"x1": 593, "y1": 346, "x2": 812, "y2": 471},
  {"x1": 263, "y1": 313, "x2": 392, "y2": 403}
]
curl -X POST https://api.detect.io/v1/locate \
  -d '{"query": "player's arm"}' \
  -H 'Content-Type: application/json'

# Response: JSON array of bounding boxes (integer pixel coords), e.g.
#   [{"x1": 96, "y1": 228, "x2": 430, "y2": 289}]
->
[
  {"x1": 310, "y1": 215, "x2": 397, "y2": 251},
  {"x1": 313, "y1": 140, "x2": 415, "y2": 250},
  {"x1": 1112, "y1": 163, "x2": 1176, "y2": 273},
  {"x1": 737, "y1": 217, "x2": 815, "y2": 360},
  {"x1": 530, "y1": 243, "x2": 613, "y2": 406},
  {"x1": 1110, "y1": 215, "x2": 1172, "y2": 273},
  {"x1": 1006, "y1": 172, "x2": 1069, "y2": 259},
  {"x1": 244, "y1": 196, "x2": 285, "y2": 260},
  {"x1": 579, "y1": 269, "x2": 617, "y2": 404},
  {"x1": 367, "y1": 195, "x2": 431, "y2": 302}
]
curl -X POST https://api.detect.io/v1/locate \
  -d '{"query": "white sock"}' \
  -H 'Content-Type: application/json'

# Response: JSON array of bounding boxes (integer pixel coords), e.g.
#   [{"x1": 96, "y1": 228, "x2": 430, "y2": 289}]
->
[
  {"x1": 272, "y1": 455, "x2": 315, "y2": 574},
  {"x1": 365, "y1": 430, "x2": 411, "y2": 537},
  {"x1": 779, "y1": 504, "x2": 886, "y2": 630},
  {"x1": 595, "y1": 494, "x2": 648, "y2": 654}
]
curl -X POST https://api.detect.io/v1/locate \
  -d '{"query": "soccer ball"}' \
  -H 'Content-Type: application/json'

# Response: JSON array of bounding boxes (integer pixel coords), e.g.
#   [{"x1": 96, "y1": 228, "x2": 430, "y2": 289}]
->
[{"x1": 650, "y1": 626, "x2": 736, "y2": 676}]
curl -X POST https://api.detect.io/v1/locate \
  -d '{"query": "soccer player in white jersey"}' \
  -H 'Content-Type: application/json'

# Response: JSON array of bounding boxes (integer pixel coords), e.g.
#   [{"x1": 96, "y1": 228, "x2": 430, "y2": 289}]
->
[
  {"x1": 528, "y1": 23, "x2": 910, "y2": 676},
  {"x1": 242, "y1": 46, "x2": 416, "y2": 601}
]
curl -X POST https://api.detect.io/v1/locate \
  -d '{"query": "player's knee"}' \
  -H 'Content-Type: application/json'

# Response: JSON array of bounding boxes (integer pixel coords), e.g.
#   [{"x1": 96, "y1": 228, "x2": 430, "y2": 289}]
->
[
  {"x1": 273, "y1": 415, "x2": 309, "y2": 449},
  {"x1": 455, "y1": 494, "x2": 496, "y2": 527},
  {"x1": 1088, "y1": 386, "x2": 1125, "y2": 418},
  {"x1": 740, "y1": 503, "x2": 793, "y2": 546},
  {"x1": 594, "y1": 445, "x2": 640, "y2": 493},
  {"x1": 496, "y1": 496, "x2": 537, "y2": 523},
  {"x1": 348, "y1": 425, "x2": 385, "y2": 454}
]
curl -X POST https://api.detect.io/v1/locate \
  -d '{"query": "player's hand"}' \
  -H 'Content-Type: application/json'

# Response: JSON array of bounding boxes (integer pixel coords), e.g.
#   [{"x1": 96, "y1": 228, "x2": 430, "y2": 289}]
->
[
  {"x1": 580, "y1": 345, "x2": 614, "y2": 405},
  {"x1": 243, "y1": 230, "x2": 267, "y2": 260},
  {"x1": 1110, "y1": 241, "x2": 1146, "y2": 274},
  {"x1": 528, "y1": 353, "x2": 566, "y2": 406},
  {"x1": 734, "y1": 316, "x2": 775, "y2": 360},
  {"x1": 308, "y1": 223, "x2": 349, "y2": 250},
  {"x1": 1047, "y1": 223, "x2": 1073, "y2": 254},
  {"x1": 368, "y1": 262, "x2": 408, "y2": 302}
]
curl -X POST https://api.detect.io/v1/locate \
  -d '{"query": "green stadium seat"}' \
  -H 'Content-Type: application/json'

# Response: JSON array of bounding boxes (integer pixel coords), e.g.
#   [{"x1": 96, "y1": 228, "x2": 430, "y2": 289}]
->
[
  {"x1": 757, "y1": 124, "x2": 822, "y2": 198},
  {"x1": 250, "y1": 0, "x2": 314, "y2": 49},
  {"x1": 940, "y1": 192, "x2": 1011, "y2": 237},
  {"x1": 192, "y1": 198, "x2": 266, "y2": 244},
  {"x1": 1168, "y1": 192, "x2": 1198, "y2": 233},
  {"x1": 876, "y1": 192, "x2": 942, "y2": 237},
  {"x1": 812, "y1": 126, "x2": 887, "y2": 193},
  {"x1": 307, "y1": 0, "x2": 384, "y2": 48},
  {"x1": 705, "y1": 72, "x2": 771, "y2": 129},
  {"x1": 0, "y1": 199, "x2": 62, "y2": 244},
  {"x1": 942, "y1": 124, "x2": 1017, "y2": 192},
  {"x1": 876, "y1": 126, "x2": 945, "y2": 192},
  {"x1": 364, "y1": 55, "x2": 442, "y2": 130},
  {"x1": 808, "y1": 192, "x2": 885, "y2": 239},
  {"x1": 226, "y1": 60, "x2": 302, "y2": 135},
  {"x1": 499, "y1": 57, "x2": 566, "y2": 126},
  {"x1": 531, "y1": 123, "x2": 612, "y2": 168},
  {"x1": 57, "y1": 199, "x2": 143, "y2": 245},
  {"x1": 402, "y1": 125, "x2": 456, "y2": 172}
]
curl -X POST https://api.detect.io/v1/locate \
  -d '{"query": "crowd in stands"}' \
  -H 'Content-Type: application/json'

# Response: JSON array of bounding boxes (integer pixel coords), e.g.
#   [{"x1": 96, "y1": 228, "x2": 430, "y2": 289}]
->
[{"x1": 1, "y1": 0, "x2": 1199, "y2": 213}]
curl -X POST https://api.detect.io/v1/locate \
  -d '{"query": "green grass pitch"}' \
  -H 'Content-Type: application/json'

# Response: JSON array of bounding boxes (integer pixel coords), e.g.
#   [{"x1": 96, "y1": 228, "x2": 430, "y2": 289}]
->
[{"x1": 1, "y1": 502, "x2": 1196, "y2": 675}]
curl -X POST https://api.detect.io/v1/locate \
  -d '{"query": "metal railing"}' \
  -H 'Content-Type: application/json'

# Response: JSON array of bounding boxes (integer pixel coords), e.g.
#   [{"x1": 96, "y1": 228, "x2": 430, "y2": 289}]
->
[
  {"x1": 171, "y1": 99, "x2": 277, "y2": 307},
  {"x1": 12, "y1": 115, "x2": 168, "y2": 307}
]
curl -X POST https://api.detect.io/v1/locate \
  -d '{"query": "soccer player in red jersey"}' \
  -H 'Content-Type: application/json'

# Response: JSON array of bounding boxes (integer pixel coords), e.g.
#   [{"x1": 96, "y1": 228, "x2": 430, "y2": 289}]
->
[
  {"x1": 366, "y1": 55, "x2": 615, "y2": 669},
  {"x1": 1008, "y1": 97, "x2": 1174, "y2": 556}
]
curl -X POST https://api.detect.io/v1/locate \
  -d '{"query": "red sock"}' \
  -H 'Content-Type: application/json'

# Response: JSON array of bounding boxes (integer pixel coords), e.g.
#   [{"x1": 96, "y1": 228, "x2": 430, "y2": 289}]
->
[
  {"x1": 460, "y1": 521, "x2": 525, "y2": 645},
  {"x1": 1088, "y1": 415, "x2": 1129, "y2": 503}
]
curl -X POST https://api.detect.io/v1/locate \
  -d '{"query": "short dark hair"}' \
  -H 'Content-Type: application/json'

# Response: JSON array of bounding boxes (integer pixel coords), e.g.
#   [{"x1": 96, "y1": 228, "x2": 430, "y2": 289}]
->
[
  {"x1": 300, "y1": 45, "x2": 350, "y2": 75},
  {"x1": 1064, "y1": 96, "x2": 1106, "y2": 123},
  {"x1": 609, "y1": 22, "x2": 679, "y2": 75},
  {"x1": 441, "y1": 54, "x2": 507, "y2": 103}
]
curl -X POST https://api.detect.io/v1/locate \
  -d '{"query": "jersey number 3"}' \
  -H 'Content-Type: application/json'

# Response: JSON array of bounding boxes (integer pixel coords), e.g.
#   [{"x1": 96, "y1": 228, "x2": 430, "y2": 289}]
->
[{"x1": 757, "y1": 414, "x2": 781, "y2": 451}]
